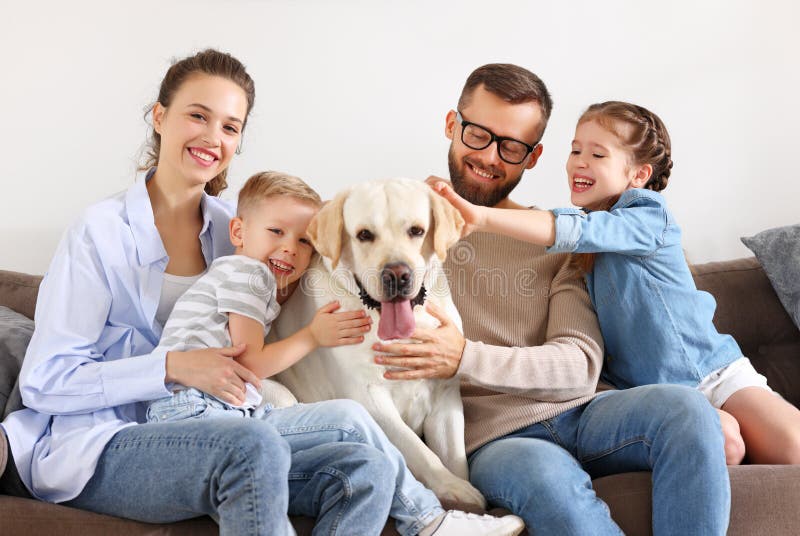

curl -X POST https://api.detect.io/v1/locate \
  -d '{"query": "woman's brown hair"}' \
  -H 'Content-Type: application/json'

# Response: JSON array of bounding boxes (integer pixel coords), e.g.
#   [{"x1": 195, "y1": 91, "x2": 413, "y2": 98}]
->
[
  {"x1": 139, "y1": 49, "x2": 256, "y2": 196},
  {"x1": 570, "y1": 101, "x2": 673, "y2": 276}
]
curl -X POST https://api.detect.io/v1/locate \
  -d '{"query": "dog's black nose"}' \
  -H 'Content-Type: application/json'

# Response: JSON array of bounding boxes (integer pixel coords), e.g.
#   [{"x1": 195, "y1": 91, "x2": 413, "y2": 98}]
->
[{"x1": 381, "y1": 262, "x2": 413, "y2": 298}]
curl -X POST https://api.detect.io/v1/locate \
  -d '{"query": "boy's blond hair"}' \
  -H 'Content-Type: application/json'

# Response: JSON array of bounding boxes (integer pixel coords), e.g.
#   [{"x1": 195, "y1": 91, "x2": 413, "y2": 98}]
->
[{"x1": 237, "y1": 171, "x2": 322, "y2": 217}]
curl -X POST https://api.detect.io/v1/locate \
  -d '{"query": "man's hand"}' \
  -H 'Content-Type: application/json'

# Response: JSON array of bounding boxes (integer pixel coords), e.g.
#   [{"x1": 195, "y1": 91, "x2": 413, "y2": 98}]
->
[
  {"x1": 425, "y1": 175, "x2": 486, "y2": 237},
  {"x1": 373, "y1": 302, "x2": 466, "y2": 380}
]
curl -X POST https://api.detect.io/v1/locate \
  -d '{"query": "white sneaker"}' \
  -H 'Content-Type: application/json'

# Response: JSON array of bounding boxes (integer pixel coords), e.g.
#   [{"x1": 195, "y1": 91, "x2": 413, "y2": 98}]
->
[{"x1": 427, "y1": 510, "x2": 525, "y2": 536}]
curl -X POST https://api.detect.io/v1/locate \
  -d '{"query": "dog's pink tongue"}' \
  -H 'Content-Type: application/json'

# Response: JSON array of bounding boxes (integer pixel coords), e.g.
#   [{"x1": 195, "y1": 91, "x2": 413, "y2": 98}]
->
[{"x1": 378, "y1": 300, "x2": 415, "y2": 340}]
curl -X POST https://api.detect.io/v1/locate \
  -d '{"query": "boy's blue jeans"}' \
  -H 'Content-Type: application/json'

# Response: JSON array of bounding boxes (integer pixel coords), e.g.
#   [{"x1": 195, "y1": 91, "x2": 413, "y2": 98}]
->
[
  {"x1": 468, "y1": 385, "x2": 731, "y2": 535},
  {"x1": 67, "y1": 398, "x2": 442, "y2": 536}
]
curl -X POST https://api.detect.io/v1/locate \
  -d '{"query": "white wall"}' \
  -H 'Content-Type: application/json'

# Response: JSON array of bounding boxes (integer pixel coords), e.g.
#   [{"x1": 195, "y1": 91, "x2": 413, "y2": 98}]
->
[{"x1": 3, "y1": 0, "x2": 798, "y2": 274}]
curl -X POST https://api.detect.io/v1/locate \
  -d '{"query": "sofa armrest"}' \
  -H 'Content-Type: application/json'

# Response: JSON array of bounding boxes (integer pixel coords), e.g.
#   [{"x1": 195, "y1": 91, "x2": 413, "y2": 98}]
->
[
  {"x1": 692, "y1": 257, "x2": 800, "y2": 406},
  {"x1": 0, "y1": 271, "x2": 42, "y2": 321}
]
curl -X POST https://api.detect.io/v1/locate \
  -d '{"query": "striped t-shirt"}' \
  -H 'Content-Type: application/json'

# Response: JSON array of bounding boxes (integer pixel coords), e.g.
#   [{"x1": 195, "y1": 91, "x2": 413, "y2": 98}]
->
[{"x1": 156, "y1": 255, "x2": 280, "y2": 353}]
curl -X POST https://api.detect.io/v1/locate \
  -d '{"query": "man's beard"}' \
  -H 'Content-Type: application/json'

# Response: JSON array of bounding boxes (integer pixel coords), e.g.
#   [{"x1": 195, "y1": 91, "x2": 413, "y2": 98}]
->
[{"x1": 448, "y1": 145, "x2": 524, "y2": 207}]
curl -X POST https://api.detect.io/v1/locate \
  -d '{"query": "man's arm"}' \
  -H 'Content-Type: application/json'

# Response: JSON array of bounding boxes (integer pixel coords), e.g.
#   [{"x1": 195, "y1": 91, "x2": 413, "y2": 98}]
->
[{"x1": 375, "y1": 256, "x2": 604, "y2": 401}]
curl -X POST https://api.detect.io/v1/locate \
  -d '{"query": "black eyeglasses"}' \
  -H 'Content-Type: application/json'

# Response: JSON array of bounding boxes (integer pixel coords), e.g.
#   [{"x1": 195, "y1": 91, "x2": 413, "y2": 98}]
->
[{"x1": 456, "y1": 111, "x2": 538, "y2": 165}]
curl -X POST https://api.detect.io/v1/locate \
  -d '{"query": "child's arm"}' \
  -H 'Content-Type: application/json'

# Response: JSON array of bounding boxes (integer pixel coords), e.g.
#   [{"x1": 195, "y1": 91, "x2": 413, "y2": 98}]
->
[
  {"x1": 429, "y1": 179, "x2": 556, "y2": 246},
  {"x1": 430, "y1": 179, "x2": 666, "y2": 255},
  {"x1": 228, "y1": 302, "x2": 371, "y2": 379}
]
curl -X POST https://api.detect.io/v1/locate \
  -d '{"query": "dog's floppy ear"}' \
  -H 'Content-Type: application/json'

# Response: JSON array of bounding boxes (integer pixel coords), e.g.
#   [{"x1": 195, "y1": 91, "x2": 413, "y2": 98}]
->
[
  {"x1": 429, "y1": 189, "x2": 465, "y2": 261},
  {"x1": 308, "y1": 191, "x2": 348, "y2": 268}
]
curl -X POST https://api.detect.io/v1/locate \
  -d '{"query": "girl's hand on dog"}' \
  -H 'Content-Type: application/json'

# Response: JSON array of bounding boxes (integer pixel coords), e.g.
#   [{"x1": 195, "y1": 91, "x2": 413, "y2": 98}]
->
[
  {"x1": 310, "y1": 301, "x2": 372, "y2": 347},
  {"x1": 425, "y1": 176, "x2": 487, "y2": 237}
]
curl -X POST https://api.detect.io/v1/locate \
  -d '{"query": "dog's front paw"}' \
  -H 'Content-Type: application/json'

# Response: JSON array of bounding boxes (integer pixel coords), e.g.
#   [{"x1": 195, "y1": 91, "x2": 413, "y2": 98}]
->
[
  {"x1": 259, "y1": 379, "x2": 299, "y2": 408},
  {"x1": 428, "y1": 471, "x2": 486, "y2": 509}
]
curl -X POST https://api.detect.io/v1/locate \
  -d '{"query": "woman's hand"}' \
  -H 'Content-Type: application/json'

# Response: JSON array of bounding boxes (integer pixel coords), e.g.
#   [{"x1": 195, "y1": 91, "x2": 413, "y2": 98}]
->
[
  {"x1": 165, "y1": 345, "x2": 261, "y2": 406},
  {"x1": 425, "y1": 176, "x2": 487, "y2": 237},
  {"x1": 309, "y1": 301, "x2": 372, "y2": 347}
]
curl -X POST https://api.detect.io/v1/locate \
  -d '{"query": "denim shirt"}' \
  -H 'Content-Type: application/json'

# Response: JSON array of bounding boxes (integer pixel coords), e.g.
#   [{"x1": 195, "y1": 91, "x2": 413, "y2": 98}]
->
[
  {"x1": 548, "y1": 188, "x2": 741, "y2": 390},
  {"x1": 0, "y1": 170, "x2": 235, "y2": 502}
]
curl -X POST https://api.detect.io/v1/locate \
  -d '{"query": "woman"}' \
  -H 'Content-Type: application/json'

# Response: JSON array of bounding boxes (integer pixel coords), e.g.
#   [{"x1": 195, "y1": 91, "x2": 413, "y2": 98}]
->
[{"x1": 0, "y1": 49, "x2": 524, "y2": 536}]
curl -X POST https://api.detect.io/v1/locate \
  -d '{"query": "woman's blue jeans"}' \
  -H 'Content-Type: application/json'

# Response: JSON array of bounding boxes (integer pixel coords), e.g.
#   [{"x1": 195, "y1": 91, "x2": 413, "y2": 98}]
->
[
  {"x1": 468, "y1": 385, "x2": 731, "y2": 535},
  {"x1": 66, "y1": 399, "x2": 442, "y2": 535}
]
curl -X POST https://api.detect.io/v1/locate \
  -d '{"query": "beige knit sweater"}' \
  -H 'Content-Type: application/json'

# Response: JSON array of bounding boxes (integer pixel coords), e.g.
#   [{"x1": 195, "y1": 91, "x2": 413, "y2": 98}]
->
[{"x1": 443, "y1": 232, "x2": 607, "y2": 453}]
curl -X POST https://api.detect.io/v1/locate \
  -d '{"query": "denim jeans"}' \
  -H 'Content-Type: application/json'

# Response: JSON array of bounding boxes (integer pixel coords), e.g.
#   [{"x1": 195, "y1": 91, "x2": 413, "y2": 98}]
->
[
  {"x1": 101, "y1": 395, "x2": 441, "y2": 535},
  {"x1": 265, "y1": 400, "x2": 442, "y2": 535},
  {"x1": 146, "y1": 387, "x2": 271, "y2": 422},
  {"x1": 65, "y1": 418, "x2": 300, "y2": 535},
  {"x1": 468, "y1": 385, "x2": 730, "y2": 535}
]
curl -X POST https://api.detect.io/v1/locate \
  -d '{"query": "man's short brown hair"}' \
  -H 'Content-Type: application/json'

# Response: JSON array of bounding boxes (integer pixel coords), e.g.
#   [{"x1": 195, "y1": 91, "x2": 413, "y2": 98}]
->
[{"x1": 458, "y1": 63, "x2": 553, "y2": 137}]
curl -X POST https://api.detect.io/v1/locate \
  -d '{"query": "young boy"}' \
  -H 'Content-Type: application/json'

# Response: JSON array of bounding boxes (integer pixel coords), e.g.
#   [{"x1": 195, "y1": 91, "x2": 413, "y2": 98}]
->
[
  {"x1": 147, "y1": 171, "x2": 525, "y2": 536},
  {"x1": 147, "y1": 171, "x2": 370, "y2": 420}
]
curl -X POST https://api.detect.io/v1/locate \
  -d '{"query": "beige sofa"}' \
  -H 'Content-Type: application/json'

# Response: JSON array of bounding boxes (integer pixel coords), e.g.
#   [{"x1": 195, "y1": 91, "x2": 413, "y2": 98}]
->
[{"x1": 2, "y1": 257, "x2": 800, "y2": 535}]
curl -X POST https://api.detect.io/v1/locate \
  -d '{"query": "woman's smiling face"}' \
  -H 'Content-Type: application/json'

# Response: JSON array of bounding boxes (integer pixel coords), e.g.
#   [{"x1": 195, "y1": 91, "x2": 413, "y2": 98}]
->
[{"x1": 153, "y1": 74, "x2": 248, "y2": 189}]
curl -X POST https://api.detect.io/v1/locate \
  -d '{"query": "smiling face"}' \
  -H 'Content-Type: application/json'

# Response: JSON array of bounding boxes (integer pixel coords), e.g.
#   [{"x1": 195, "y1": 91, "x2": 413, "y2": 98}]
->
[
  {"x1": 566, "y1": 119, "x2": 651, "y2": 210},
  {"x1": 446, "y1": 85, "x2": 544, "y2": 207},
  {"x1": 152, "y1": 74, "x2": 248, "y2": 190},
  {"x1": 230, "y1": 196, "x2": 318, "y2": 293}
]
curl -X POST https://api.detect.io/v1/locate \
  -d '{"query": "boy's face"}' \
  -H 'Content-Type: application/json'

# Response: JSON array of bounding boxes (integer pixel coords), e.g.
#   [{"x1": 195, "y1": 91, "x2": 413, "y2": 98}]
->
[{"x1": 230, "y1": 197, "x2": 318, "y2": 292}]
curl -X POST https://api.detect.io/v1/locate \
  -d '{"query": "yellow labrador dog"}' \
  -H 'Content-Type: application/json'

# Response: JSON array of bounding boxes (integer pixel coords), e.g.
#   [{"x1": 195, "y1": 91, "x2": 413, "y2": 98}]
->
[{"x1": 270, "y1": 178, "x2": 485, "y2": 507}]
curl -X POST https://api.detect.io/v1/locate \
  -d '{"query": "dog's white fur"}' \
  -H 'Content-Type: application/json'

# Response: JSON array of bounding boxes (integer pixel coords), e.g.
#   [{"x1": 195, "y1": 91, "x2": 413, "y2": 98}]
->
[{"x1": 268, "y1": 178, "x2": 485, "y2": 507}]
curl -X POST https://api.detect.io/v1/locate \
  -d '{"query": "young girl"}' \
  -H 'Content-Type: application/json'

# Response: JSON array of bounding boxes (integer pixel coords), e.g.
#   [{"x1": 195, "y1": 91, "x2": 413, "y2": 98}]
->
[
  {"x1": 431, "y1": 100, "x2": 800, "y2": 466},
  {"x1": 0, "y1": 49, "x2": 524, "y2": 536}
]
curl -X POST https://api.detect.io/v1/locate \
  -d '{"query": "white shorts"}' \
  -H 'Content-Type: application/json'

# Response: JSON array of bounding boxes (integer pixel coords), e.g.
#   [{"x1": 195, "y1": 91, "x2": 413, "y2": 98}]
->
[{"x1": 698, "y1": 357, "x2": 773, "y2": 408}]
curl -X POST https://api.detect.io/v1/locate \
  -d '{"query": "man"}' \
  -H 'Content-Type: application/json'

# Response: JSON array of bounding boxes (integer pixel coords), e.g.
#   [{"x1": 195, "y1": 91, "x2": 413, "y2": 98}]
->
[{"x1": 373, "y1": 64, "x2": 730, "y2": 534}]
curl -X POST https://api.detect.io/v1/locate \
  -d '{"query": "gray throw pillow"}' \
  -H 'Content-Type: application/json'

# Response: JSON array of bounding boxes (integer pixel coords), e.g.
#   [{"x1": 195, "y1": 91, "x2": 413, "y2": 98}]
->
[
  {"x1": 741, "y1": 224, "x2": 800, "y2": 330},
  {"x1": 0, "y1": 306, "x2": 34, "y2": 418}
]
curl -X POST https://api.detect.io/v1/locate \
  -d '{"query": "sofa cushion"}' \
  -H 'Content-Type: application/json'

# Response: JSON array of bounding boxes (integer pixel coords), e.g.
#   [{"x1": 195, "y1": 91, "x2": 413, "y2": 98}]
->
[
  {"x1": 0, "y1": 496, "x2": 218, "y2": 536},
  {"x1": 741, "y1": 224, "x2": 800, "y2": 330},
  {"x1": 592, "y1": 465, "x2": 800, "y2": 536},
  {"x1": 0, "y1": 306, "x2": 33, "y2": 418}
]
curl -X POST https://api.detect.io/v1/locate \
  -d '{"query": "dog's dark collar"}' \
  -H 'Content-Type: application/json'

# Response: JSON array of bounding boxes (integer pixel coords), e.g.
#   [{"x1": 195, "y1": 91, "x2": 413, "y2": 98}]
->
[{"x1": 354, "y1": 277, "x2": 426, "y2": 310}]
